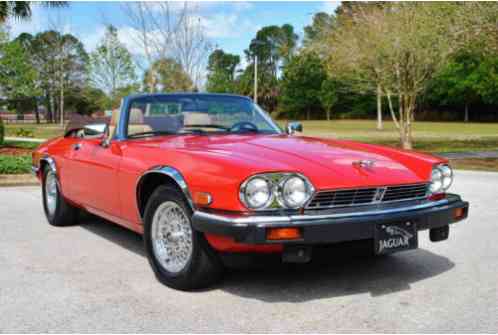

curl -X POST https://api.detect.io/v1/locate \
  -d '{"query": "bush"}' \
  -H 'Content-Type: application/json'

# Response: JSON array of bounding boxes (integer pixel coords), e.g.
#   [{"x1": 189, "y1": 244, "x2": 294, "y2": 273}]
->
[
  {"x1": 15, "y1": 128, "x2": 34, "y2": 138},
  {"x1": 0, "y1": 118, "x2": 4, "y2": 145},
  {"x1": 0, "y1": 155, "x2": 32, "y2": 174}
]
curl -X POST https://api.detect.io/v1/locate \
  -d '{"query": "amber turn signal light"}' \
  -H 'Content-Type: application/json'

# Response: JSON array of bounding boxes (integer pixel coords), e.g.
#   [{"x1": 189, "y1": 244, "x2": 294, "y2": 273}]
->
[
  {"x1": 454, "y1": 207, "x2": 466, "y2": 220},
  {"x1": 266, "y1": 227, "x2": 302, "y2": 240},
  {"x1": 193, "y1": 192, "x2": 212, "y2": 206}
]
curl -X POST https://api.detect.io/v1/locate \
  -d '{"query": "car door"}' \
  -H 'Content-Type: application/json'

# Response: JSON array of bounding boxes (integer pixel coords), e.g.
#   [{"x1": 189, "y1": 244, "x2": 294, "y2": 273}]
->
[{"x1": 68, "y1": 137, "x2": 123, "y2": 218}]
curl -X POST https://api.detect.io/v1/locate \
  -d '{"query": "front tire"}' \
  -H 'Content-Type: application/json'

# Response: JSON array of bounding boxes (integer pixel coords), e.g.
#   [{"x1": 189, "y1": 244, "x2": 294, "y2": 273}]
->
[
  {"x1": 144, "y1": 185, "x2": 223, "y2": 290},
  {"x1": 42, "y1": 166, "x2": 79, "y2": 226}
]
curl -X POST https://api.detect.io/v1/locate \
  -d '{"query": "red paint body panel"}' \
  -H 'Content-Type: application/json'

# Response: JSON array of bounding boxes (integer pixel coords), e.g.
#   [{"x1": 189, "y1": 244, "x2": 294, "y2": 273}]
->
[{"x1": 34, "y1": 133, "x2": 447, "y2": 252}]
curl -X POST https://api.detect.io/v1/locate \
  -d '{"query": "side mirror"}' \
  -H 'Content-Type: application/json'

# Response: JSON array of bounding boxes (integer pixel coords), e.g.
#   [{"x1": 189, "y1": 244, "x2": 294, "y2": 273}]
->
[
  {"x1": 286, "y1": 121, "x2": 303, "y2": 135},
  {"x1": 100, "y1": 124, "x2": 111, "y2": 148},
  {"x1": 83, "y1": 123, "x2": 107, "y2": 136}
]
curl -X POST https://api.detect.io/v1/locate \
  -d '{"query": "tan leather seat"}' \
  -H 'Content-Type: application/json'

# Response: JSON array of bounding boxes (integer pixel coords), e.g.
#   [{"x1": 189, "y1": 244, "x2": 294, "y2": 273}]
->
[
  {"x1": 183, "y1": 112, "x2": 212, "y2": 126},
  {"x1": 128, "y1": 108, "x2": 152, "y2": 135}
]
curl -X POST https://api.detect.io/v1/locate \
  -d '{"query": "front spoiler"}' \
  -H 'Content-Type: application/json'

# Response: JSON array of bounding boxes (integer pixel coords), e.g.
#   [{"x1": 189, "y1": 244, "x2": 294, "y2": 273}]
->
[{"x1": 192, "y1": 194, "x2": 469, "y2": 245}]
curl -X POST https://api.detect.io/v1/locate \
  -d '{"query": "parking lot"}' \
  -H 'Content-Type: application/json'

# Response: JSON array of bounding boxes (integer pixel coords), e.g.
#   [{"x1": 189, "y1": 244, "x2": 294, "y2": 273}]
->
[{"x1": 0, "y1": 170, "x2": 496, "y2": 332}]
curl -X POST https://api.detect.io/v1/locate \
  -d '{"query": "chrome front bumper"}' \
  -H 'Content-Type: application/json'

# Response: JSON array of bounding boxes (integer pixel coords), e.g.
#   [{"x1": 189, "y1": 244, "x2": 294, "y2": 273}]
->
[{"x1": 192, "y1": 195, "x2": 469, "y2": 244}]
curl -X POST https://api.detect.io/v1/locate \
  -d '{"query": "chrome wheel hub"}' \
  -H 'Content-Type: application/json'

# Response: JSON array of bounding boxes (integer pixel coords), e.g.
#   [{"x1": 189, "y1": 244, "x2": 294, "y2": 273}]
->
[
  {"x1": 151, "y1": 201, "x2": 193, "y2": 274},
  {"x1": 45, "y1": 171, "x2": 57, "y2": 216}
]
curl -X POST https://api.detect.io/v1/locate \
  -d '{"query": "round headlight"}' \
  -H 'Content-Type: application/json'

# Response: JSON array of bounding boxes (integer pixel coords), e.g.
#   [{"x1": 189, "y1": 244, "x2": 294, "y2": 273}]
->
[
  {"x1": 241, "y1": 177, "x2": 272, "y2": 209},
  {"x1": 279, "y1": 176, "x2": 312, "y2": 208},
  {"x1": 439, "y1": 165, "x2": 453, "y2": 190},
  {"x1": 429, "y1": 168, "x2": 443, "y2": 193}
]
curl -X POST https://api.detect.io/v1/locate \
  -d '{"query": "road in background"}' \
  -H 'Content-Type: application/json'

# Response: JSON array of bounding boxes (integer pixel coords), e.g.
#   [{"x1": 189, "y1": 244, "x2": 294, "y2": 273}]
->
[{"x1": 0, "y1": 171, "x2": 496, "y2": 332}]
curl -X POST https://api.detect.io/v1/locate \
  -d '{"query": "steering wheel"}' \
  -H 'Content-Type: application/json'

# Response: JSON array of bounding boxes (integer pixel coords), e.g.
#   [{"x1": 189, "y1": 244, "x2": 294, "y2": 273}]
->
[{"x1": 230, "y1": 121, "x2": 259, "y2": 133}]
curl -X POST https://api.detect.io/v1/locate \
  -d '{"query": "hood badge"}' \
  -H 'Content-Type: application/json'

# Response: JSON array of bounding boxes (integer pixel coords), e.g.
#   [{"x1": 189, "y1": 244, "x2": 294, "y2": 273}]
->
[{"x1": 353, "y1": 160, "x2": 375, "y2": 169}]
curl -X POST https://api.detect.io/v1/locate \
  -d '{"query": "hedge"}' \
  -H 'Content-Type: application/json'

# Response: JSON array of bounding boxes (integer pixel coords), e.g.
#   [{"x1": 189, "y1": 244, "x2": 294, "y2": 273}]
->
[{"x1": 0, "y1": 155, "x2": 32, "y2": 174}]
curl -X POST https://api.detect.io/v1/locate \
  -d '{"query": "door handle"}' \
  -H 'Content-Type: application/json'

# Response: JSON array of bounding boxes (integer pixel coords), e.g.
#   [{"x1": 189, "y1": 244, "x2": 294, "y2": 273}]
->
[{"x1": 72, "y1": 143, "x2": 82, "y2": 151}]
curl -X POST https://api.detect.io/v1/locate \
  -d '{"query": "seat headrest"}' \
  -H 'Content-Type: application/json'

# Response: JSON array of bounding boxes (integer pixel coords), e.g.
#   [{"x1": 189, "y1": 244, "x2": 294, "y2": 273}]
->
[{"x1": 130, "y1": 108, "x2": 144, "y2": 124}]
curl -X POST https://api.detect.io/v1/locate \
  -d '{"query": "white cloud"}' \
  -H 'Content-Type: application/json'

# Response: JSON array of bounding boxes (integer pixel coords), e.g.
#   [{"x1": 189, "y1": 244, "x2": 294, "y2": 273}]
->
[
  {"x1": 320, "y1": 1, "x2": 340, "y2": 14},
  {"x1": 199, "y1": 12, "x2": 256, "y2": 38}
]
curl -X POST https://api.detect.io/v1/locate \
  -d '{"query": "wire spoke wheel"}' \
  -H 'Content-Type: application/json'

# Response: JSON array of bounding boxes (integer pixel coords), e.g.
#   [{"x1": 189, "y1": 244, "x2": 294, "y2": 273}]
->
[{"x1": 151, "y1": 201, "x2": 193, "y2": 274}]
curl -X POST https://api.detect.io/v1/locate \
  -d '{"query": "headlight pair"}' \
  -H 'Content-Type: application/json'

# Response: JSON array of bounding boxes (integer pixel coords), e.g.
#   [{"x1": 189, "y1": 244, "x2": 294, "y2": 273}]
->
[
  {"x1": 239, "y1": 173, "x2": 314, "y2": 210},
  {"x1": 429, "y1": 164, "x2": 453, "y2": 194}
]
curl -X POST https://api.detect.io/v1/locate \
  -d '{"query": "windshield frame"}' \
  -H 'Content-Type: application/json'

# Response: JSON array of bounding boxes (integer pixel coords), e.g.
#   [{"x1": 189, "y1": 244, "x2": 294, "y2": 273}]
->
[{"x1": 116, "y1": 93, "x2": 283, "y2": 140}]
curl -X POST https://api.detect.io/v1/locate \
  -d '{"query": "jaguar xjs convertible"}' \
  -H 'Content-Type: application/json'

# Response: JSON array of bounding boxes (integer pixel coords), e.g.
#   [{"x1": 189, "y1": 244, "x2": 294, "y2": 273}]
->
[{"x1": 32, "y1": 93, "x2": 469, "y2": 290}]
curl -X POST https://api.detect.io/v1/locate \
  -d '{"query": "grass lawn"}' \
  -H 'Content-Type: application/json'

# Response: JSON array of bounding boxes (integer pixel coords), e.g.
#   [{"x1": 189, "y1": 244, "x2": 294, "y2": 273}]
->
[
  {"x1": 281, "y1": 120, "x2": 498, "y2": 153},
  {"x1": 449, "y1": 158, "x2": 498, "y2": 172},
  {"x1": 1, "y1": 120, "x2": 498, "y2": 174},
  {"x1": 5, "y1": 123, "x2": 64, "y2": 139}
]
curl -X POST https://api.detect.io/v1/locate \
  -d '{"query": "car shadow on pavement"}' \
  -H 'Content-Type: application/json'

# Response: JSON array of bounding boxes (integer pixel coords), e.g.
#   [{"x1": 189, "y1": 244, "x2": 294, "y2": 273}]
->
[
  {"x1": 80, "y1": 217, "x2": 455, "y2": 302},
  {"x1": 80, "y1": 216, "x2": 146, "y2": 257},
  {"x1": 220, "y1": 244, "x2": 455, "y2": 302}
]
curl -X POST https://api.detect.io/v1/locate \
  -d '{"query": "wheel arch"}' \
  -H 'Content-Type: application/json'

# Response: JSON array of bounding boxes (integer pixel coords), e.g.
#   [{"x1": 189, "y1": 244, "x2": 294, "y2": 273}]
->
[
  {"x1": 136, "y1": 166, "x2": 195, "y2": 220},
  {"x1": 39, "y1": 156, "x2": 57, "y2": 180}
]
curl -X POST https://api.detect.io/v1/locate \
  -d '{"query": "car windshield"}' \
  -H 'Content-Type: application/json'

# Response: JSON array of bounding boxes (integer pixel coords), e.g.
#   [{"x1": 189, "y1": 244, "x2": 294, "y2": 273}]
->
[{"x1": 126, "y1": 94, "x2": 282, "y2": 138}]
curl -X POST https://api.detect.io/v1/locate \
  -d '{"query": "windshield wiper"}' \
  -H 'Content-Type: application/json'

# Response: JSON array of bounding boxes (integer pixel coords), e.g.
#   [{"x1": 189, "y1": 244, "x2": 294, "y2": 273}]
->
[
  {"x1": 183, "y1": 124, "x2": 230, "y2": 131},
  {"x1": 127, "y1": 130, "x2": 176, "y2": 138}
]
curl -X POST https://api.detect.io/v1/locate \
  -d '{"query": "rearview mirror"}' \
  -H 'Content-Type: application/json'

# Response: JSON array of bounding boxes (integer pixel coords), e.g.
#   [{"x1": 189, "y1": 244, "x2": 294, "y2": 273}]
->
[{"x1": 286, "y1": 121, "x2": 303, "y2": 135}]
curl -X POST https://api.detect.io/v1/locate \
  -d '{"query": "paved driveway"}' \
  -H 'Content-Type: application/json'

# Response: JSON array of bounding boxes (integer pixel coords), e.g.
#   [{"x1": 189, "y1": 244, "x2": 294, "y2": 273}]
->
[{"x1": 0, "y1": 171, "x2": 496, "y2": 332}]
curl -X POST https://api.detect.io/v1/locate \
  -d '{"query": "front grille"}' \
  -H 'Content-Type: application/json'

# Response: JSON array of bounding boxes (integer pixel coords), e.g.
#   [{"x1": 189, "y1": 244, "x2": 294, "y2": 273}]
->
[{"x1": 306, "y1": 183, "x2": 429, "y2": 209}]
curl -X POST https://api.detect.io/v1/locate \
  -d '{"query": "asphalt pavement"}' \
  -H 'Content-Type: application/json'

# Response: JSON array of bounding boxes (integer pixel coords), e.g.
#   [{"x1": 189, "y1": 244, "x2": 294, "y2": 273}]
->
[{"x1": 0, "y1": 170, "x2": 496, "y2": 332}]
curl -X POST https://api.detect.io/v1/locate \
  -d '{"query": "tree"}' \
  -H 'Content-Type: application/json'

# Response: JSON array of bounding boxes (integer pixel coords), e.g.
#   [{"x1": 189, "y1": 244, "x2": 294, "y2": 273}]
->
[
  {"x1": 205, "y1": 49, "x2": 240, "y2": 93},
  {"x1": 172, "y1": 4, "x2": 212, "y2": 87},
  {"x1": 0, "y1": 2, "x2": 66, "y2": 22},
  {"x1": 428, "y1": 52, "x2": 498, "y2": 121},
  {"x1": 0, "y1": 34, "x2": 40, "y2": 117},
  {"x1": 428, "y1": 52, "x2": 481, "y2": 122},
  {"x1": 143, "y1": 58, "x2": 193, "y2": 93},
  {"x1": 88, "y1": 25, "x2": 136, "y2": 100},
  {"x1": 279, "y1": 52, "x2": 327, "y2": 120},
  {"x1": 303, "y1": 12, "x2": 335, "y2": 47},
  {"x1": 123, "y1": 2, "x2": 211, "y2": 91},
  {"x1": 317, "y1": 2, "x2": 498, "y2": 149},
  {"x1": 64, "y1": 86, "x2": 107, "y2": 116},
  {"x1": 319, "y1": 78, "x2": 338, "y2": 121},
  {"x1": 15, "y1": 30, "x2": 88, "y2": 124}
]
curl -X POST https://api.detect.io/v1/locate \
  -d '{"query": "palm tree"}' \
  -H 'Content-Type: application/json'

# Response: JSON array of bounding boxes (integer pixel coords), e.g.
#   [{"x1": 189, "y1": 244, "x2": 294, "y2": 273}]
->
[{"x1": 0, "y1": 2, "x2": 67, "y2": 22}]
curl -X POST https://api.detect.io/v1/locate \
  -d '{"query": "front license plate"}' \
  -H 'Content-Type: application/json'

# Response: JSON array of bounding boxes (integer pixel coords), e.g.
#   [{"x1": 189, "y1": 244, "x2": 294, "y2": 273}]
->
[{"x1": 374, "y1": 221, "x2": 418, "y2": 255}]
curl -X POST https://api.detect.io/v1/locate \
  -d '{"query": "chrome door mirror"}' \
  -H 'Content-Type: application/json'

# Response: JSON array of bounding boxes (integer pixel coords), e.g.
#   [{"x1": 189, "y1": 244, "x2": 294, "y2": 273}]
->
[
  {"x1": 83, "y1": 123, "x2": 107, "y2": 137},
  {"x1": 286, "y1": 121, "x2": 303, "y2": 135},
  {"x1": 100, "y1": 125, "x2": 111, "y2": 148}
]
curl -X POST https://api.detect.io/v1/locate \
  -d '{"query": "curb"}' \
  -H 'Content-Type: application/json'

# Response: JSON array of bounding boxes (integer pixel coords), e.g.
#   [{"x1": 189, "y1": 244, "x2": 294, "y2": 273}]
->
[{"x1": 0, "y1": 174, "x2": 39, "y2": 187}]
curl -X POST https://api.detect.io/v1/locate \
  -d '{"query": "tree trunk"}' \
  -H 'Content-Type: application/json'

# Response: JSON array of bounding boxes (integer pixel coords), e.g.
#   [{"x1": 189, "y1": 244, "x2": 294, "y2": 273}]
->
[
  {"x1": 307, "y1": 108, "x2": 311, "y2": 121},
  {"x1": 376, "y1": 84, "x2": 383, "y2": 130},
  {"x1": 60, "y1": 73, "x2": 64, "y2": 127},
  {"x1": 399, "y1": 94, "x2": 414, "y2": 150},
  {"x1": 326, "y1": 107, "x2": 331, "y2": 121},
  {"x1": 386, "y1": 91, "x2": 400, "y2": 129},
  {"x1": 46, "y1": 93, "x2": 52, "y2": 123},
  {"x1": 464, "y1": 103, "x2": 469, "y2": 122}
]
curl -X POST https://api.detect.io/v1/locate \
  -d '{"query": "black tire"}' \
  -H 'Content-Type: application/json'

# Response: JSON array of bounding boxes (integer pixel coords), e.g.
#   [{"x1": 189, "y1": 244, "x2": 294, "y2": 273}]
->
[
  {"x1": 42, "y1": 165, "x2": 79, "y2": 226},
  {"x1": 143, "y1": 185, "x2": 223, "y2": 290}
]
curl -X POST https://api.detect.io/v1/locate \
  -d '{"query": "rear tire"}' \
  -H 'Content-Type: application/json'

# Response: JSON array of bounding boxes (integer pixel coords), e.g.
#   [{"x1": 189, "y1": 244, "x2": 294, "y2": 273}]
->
[
  {"x1": 143, "y1": 185, "x2": 223, "y2": 290},
  {"x1": 42, "y1": 165, "x2": 79, "y2": 226}
]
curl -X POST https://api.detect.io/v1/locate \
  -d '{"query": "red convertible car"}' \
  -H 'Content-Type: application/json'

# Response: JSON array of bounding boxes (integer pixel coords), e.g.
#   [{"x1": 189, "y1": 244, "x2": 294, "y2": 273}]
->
[{"x1": 32, "y1": 93, "x2": 469, "y2": 290}]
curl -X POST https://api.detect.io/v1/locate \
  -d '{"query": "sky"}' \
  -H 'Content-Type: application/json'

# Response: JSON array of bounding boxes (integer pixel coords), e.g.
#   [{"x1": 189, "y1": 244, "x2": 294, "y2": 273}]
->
[{"x1": 7, "y1": 1, "x2": 339, "y2": 63}]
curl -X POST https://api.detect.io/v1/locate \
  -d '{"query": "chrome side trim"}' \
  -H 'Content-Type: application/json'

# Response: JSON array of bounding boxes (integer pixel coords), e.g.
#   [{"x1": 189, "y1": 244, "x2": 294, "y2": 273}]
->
[
  {"x1": 136, "y1": 166, "x2": 195, "y2": 216},
  {"x1": 195, "y1": 198, "x2": 450, "y2": 226}
]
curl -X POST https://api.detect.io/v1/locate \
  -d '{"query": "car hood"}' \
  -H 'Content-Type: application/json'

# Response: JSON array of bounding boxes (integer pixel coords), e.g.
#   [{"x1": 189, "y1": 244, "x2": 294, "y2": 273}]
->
[{"x1": 146, "y1": 134, "x2": 441, "y2": 190}]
